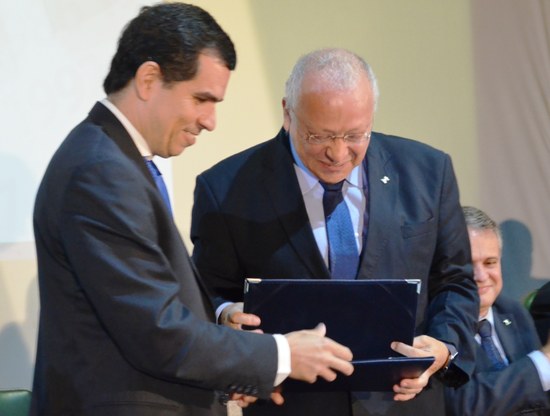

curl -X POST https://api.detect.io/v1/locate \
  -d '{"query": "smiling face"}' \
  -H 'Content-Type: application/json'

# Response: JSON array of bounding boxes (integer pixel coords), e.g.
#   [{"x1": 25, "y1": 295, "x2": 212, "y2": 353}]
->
[
  {"x1": 468, "y1": 227, "x2": 503, "y2": 318},
  {"x1": 140, "y1": 53, "x2": 231, "y2": 157},
  {"x1": 283, "y1": 73, "x2": 375, "y2": 184}
]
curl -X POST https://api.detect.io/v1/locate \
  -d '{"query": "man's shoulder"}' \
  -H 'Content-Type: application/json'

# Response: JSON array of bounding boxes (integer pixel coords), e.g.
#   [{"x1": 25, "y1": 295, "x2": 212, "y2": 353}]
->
[
  {"x1": 199, "y1": 133, "x2": 286, "y2": 178},
  {"x1": 370, "y1": 132, "x2": 452, "y2": 178},
  {"x1": 494, "y1": 295, "x2": 532, "y2": 319},
  {"x1": 56, "y1": 120, "x2": 125, "y2": 166},
  {"x1": 371, "y1": 131, "x2": 447, "y2": 158}
]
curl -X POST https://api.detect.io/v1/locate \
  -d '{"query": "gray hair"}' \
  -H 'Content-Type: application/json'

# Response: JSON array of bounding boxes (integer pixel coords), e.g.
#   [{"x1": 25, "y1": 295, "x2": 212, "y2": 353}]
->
[
  {"x1": 284, "y1": 48, "x2": 380, "y2": 112},
  {"x1": 462, "y1": 206, "x2": 502, "y2": 249}
]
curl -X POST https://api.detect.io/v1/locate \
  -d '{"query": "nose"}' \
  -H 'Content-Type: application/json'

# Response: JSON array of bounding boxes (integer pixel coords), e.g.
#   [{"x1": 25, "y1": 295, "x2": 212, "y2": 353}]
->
[
  {"x1": 473, "y1": 264, "x2": 488, "y2": 283},
  {"x1": 198, "y1": 104, "x2": 216, "y2": 132},
  {"x1": 326, "y1": 137, "x2": 350, "y2": 162}
]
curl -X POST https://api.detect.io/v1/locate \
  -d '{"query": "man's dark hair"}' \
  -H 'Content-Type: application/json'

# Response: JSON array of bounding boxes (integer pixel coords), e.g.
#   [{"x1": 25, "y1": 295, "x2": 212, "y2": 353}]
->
[{"x1": 103, "y1": 2, "x2": 236, "y2": 94}]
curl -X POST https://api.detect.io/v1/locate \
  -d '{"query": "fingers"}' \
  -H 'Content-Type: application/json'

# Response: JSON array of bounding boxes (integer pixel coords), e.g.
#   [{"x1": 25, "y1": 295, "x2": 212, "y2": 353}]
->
[
  {"x1": 393, "y1": 392, "x2": 419, "y2": 402},
  {"x1": 390, "y1": 336, "x2": 435, "y2": 357},
  {"x1": 392, "y1": 371, "x2": 429, "y2": 401},
  {"x1": 285, "y1": 324, "x2": 354, "y2": 383},
  {"x1": 233, "y1": 387, "x2": 285, "y2": 408},
  {"x1": 231, "y1": 393, "x2": 258, "y2": 408},
  {"x1": 311, "y1": 322, "x2": 327, "y2": 336},
  {"x1": 220, "y1": 302, "x2": 261, "y2": 330},
  {"x1": 230, "y1": 311, "x2": 261, "y2": 328},
  {"x1": 389, "y1": 335, "x2": 448, "y2": 401},
  {"x1": 390, "y1": 341, "x2": 419, "y2": 357},
  {"x1": 391, "y1": 335, "x2": 448, "y2": 373},
  {"x1": 270, "y1": 386, "x2": 285, "y2": 406},
  {"x1": 412, "y1": 336, "x2": 449, "y2": 373}
]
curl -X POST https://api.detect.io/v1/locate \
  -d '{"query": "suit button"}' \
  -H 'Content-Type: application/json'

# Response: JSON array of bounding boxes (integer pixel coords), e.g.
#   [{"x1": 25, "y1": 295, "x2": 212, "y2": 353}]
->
[{"x1": 218, "y1": 392, "x2": 230, "y2": 405}]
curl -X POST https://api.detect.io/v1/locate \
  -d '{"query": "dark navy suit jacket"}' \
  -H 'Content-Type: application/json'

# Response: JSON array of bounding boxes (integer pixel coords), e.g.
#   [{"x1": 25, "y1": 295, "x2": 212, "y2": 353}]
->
[
  {"x1": 445, "y1": 296, "x2": 550, "y2": 416},
  {"x1": 531, "y1": 282, "x2": 550, "y2": 344},
  {"x1": 191, "y1": 129, "x2": 479, "y2": 416},
  {"x1": 31, "y1": 102, "x2": 278, "y2": 416}
]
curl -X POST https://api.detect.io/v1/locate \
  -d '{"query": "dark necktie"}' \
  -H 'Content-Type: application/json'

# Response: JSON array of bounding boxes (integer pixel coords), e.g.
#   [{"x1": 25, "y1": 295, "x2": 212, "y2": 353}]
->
[
  {"x1": 320, "y1": 180, "x2": 359, "y2": 279},
  {"x1": 144, "y1": 159, "x2": 172, "y2": 215},
  {"x1": 478, "y1": 319, "x2": 507, "y2": 370}
]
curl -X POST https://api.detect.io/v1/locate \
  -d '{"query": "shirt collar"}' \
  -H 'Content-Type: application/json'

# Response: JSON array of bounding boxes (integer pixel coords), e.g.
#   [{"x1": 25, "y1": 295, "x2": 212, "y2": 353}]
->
[
  {"x1": 480, "y1": 307, "x2": 495, "y2": 326},
  {"x1": 100, "y1": 98, "x2": 153, "y2": 159}
]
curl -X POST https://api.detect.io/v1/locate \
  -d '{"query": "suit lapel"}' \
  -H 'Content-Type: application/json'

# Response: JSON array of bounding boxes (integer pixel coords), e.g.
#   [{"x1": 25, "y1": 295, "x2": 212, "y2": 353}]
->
[
  {"x1": 262, "y1": 131, "x2": 330, "y2": 279},
  {"x1": 357, "y1": 135, "x2": 401, "y2": 279},
  {"x1": 86, "y1": 102, "x2": 216, "y2": 320},
  {"x1": 493, "y1": 306, "x2": 522, "y2": 362},
  {"x1": 87, "y1": 102, "x2": 155, "y2": 187}
]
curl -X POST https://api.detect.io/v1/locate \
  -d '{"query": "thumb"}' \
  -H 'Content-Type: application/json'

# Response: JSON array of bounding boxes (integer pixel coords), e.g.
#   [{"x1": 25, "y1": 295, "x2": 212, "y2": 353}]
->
[{"x1": 312, "y1": 322, "x2": 326, "y2": 336}]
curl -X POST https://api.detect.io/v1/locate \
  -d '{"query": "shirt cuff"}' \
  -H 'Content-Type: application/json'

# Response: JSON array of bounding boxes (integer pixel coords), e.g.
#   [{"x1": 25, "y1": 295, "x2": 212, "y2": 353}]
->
[
  {"x1": 273, "y1": 334, "x2": 291, "y2": 386},
  {"x1": 215, "y1": 302, "x2": 232, "y2": 323},
  {"x1": 528, "y1": 350, "x2": 550, "y2": 391}
]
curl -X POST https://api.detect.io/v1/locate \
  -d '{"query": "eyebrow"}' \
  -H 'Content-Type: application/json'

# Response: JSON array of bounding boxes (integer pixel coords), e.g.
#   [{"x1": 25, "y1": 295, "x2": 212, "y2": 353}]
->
[{"x1": 195, "y1": 92, "x2": 224, "y2": 103}]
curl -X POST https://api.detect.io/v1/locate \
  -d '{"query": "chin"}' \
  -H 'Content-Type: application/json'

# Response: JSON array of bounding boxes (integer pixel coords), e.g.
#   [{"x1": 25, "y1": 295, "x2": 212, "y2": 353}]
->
[{"x1": 315, "y1": 168, "x2": 343, "y2": 181}]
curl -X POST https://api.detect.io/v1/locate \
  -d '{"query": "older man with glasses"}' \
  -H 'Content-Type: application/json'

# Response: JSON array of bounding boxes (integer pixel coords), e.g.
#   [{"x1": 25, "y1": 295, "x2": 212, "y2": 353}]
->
[{"x1": 191, "y1": 48, "x2": 479, "y2": 416}]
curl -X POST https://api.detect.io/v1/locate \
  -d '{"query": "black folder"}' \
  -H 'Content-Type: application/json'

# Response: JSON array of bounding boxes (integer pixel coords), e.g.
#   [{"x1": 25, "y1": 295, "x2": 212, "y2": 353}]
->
[{"x1": 243, "y1": 279, "x2": 434, "y2": 392}]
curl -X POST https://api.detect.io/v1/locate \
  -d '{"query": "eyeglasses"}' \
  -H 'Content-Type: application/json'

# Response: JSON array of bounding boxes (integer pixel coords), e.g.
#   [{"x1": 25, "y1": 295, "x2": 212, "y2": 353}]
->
[
  {"x1": 290, "y1": 110, "x2": 371, "y2": 145},
  {"x1": 303, "y1": 131, "x2": 371, "y2": 145}
]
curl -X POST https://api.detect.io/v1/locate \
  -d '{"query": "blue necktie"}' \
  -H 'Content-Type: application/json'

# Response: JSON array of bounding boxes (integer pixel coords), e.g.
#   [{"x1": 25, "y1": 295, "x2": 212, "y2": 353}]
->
[
  {"x1": 320, "y1": 180, "x2": 359, "y2": 279},
  {"x1": 144, "y1": 159, "x2": 172, "y2": 215},
  {"x1": 478, "y1": 319, "x2": 507, "y2": 370}
]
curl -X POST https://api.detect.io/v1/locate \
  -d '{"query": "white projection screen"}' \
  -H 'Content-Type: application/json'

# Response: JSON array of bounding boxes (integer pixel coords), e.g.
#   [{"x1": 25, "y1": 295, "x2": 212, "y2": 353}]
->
[{"x1": 1, "y1": 1, "x2": 173, "y2": 259}]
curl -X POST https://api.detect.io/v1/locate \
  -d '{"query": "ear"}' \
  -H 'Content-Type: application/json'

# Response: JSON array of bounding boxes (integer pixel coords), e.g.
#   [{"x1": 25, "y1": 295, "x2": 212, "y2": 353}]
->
[
  {"x1": 134, "y1": 61, "x2": 162, "y2": 101},
  {"x1": 282, "y1": 98, "x2": 291, "y2": 131}
]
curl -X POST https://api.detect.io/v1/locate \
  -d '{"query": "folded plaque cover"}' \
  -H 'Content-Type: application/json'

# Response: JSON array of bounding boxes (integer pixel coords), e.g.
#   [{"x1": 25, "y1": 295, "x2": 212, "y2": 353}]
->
[{"x1": 243, "y1": 278, "x2": 434, "y2": 391}]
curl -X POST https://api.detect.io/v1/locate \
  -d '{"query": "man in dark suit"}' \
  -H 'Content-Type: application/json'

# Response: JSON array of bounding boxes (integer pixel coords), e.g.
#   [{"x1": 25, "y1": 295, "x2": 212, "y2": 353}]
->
[
  {"x1": 191, "y1": 48, "x2": 479, "y2": 416},
  {"x1": 444, "y1": 206, "x2": 550, "y2": 416},
  {"x1": 31, "y1": 5, "x2": 354, "y2": 415},
  {"x1": 531, "y1": 282, "x2": 550, "y2": 344}
]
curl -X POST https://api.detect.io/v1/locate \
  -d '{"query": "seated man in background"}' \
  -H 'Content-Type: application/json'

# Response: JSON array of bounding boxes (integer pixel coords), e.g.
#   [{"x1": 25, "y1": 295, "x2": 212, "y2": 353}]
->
[
  {"x1": 530, "y1": 282, "x2": 550, "y2": 345},
  {"x1": 445, "y1": 206, "x2": 550, "y2": 416}
]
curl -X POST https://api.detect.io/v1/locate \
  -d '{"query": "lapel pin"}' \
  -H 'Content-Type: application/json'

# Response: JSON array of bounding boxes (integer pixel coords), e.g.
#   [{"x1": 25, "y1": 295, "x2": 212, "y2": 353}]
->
[
  {"x1": 503, "y1": 319, "x2": 512, "y2": 326},
  {"x1": 381, "y1": 176, "x2": 390, "y2": 184}
]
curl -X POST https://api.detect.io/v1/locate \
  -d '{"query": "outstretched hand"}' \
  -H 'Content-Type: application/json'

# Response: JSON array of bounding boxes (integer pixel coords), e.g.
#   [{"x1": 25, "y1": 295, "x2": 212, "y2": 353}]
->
[
  {"x1": 286, "y1": 323, "x2": 354, "y2": 383},
  {"x1": 389, "y1": 335, "x2": 449, "y2": 401}
]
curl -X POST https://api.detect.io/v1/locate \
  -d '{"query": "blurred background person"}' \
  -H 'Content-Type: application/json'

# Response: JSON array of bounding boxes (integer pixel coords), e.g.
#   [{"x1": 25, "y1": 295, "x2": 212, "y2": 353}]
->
[{"x1": 444, "y1": 206, "x2": 550, "y2": 416}]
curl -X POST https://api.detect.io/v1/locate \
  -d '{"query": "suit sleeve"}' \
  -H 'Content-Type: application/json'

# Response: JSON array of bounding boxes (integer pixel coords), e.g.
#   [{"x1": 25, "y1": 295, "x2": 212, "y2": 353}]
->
[
  {"x1": 425, "y1": 154, "x2": 480, "y2": 386},
  {"x1": 444, "y1": 357, "x2": 549, "y2": 415},
  {"x1": 191, "y1": 173, "x2": 246, "y2": 305},
  {"x1": 531, "y1": 282, "x2": 550, "y2": 344},
  {"x1": 446, "y1": 300, "x2": 550, "y2": 415},
  {"x1": 60, "y1": 158, "x2": 278, "y2": 397}
]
